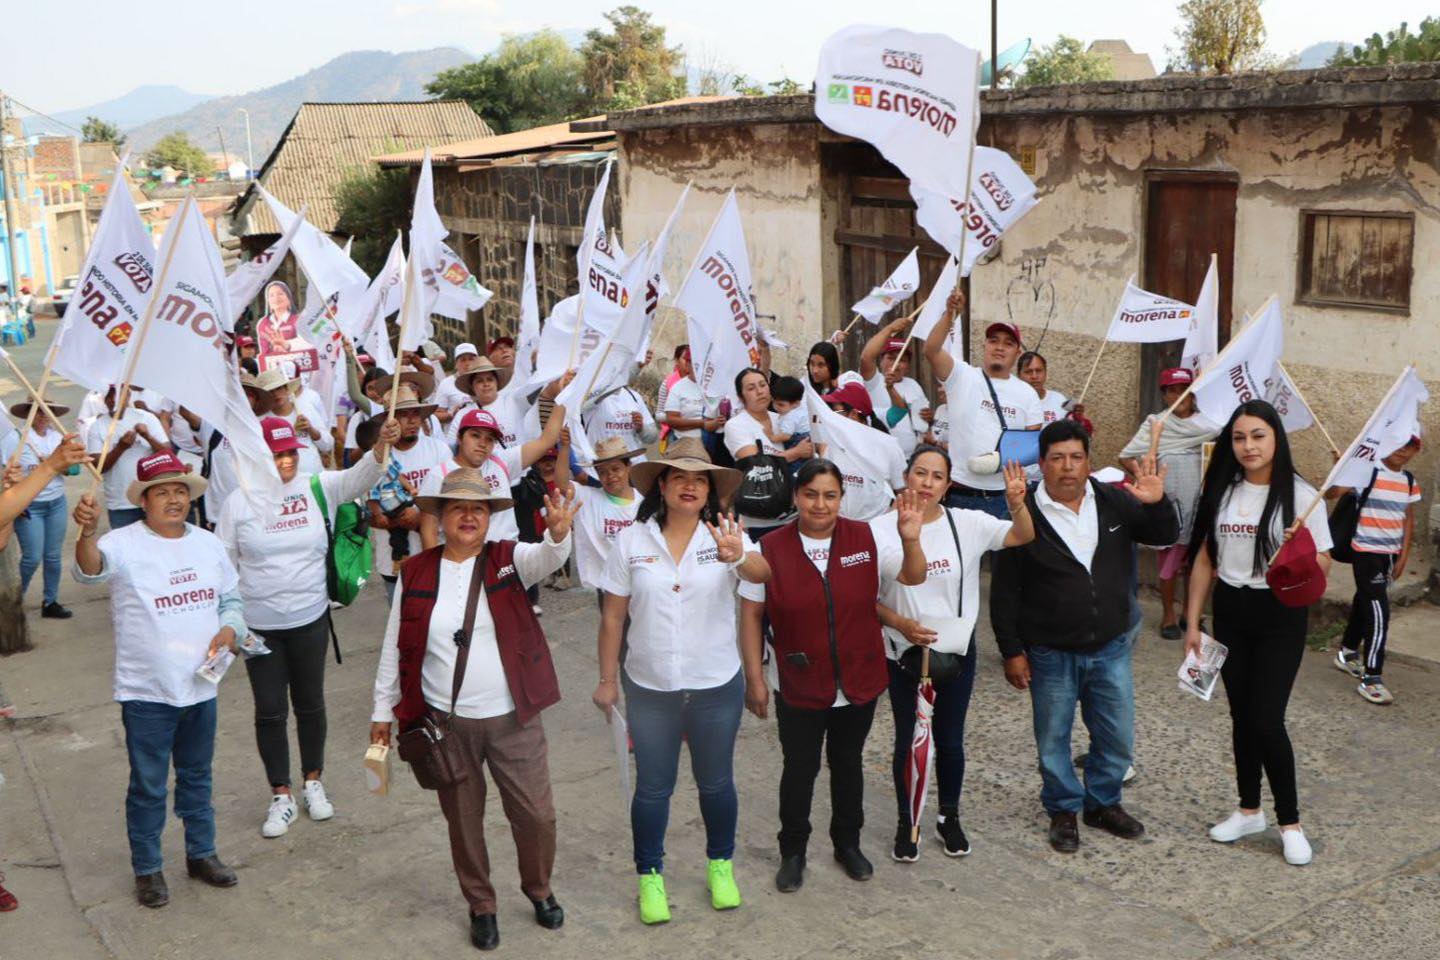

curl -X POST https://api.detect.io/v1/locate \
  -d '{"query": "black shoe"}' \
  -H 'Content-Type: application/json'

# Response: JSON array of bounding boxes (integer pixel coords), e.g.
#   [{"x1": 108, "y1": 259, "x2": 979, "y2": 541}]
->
[
  {"x1": 1083, "y1": 804, "x2": 1145, "y2": 840},
  {"x1": 935, "y1": 813, "x2": 971, "y2": 857},
  {"x1": 774, "y1": 853, "x2": 805, "y2": 892},
  {"x1": 40, "y1": 602, "x2": 72, "y2": 619},
  {"x1": 892, "y1": 822, "x2": 919, "y2": 863},
  {"x1": 470, "y1": 912, "x2": 499, "y2": 951},
  {"x1": 1048, "y1": 812, "x2": 1080, "y2": 854},
  {"x1": 1159, "y1": 623, "x2": 1182, "y2": 640},
  {"x1": 185, "y1": 856, "x2": 237, "y2": 887},
  {"x1": 134, "y1": 872, "x2": 169, "y2": 908},
  {"x1": 530, "y1": 894, "x2": 564, "y2": 930},
  {"x1": 833, "y1": 846, "x2": 873, "y2": 881}
]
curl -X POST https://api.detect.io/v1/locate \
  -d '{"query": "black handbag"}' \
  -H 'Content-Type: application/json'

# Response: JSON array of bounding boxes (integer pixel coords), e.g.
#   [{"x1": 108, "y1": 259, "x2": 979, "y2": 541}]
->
[
  {"x1": 733, "y1": 453, "x2": 793, "y2": 520},
  {"x1": 396, "y1": 546, "x2": 488, "y2": 791},
  {"x1": 897, "y1": 509, "x2": 967, "y2": 684}
]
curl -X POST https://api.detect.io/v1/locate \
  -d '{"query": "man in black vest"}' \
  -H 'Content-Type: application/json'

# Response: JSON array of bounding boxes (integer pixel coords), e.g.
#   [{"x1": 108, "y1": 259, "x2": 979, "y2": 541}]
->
[{"x1": 990, "y1": 420, "x2": 1178, "y2": 853}]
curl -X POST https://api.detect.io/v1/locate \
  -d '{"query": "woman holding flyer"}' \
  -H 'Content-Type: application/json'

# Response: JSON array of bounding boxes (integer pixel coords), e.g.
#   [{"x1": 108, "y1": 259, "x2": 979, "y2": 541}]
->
[{"x1": 1184, "y1": 400, "x2": 1332, "y2": 867}]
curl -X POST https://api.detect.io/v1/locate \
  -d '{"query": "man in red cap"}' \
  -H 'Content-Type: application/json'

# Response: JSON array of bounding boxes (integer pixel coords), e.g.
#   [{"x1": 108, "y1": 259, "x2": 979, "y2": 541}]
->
[
  {"x1": 237, "y1": 336, "x2": 259, "y2": 363},
  {"x1": 487, "y1": 336, "x2": 516, "y2": 375},
  {"x1": 859, "y1": 320, "x2": 931, "y2": 457}
]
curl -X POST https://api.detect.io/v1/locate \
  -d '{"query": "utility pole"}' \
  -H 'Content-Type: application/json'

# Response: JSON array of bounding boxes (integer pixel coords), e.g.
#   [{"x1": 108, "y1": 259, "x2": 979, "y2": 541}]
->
[
  {"x1": 237, "y1": 108, "x2": 254, "y2": 177},
  {"x1": 0, "y1": 92, "x2": 22, "y2": 316},
  {"x1": 990, "y1": 0, "x2": 999, "y2": 91},
  {"x1": 0, "y1": 90, "x2": 28, "y2": 653},
  {"x1": 216, "y1": 124, "x2": 231, "y2": 176}
]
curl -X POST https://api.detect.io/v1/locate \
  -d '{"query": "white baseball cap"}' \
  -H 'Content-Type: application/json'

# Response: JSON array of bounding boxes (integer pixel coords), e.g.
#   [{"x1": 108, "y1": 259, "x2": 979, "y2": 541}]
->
[{"x1": 454, "y1": 342, "x2": 479, "y2": 358}]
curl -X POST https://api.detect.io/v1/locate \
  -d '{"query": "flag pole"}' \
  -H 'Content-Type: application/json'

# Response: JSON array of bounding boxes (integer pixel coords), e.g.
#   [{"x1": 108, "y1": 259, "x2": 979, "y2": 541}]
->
[
  {"x1": 4, "y1": 342, "x2": 58, "y2": 474},
  {"x1": 1074, "y1": 339, "x2": 1108, "y2": 407},
  {"x1": 0, "y1": 352, "x2": 103, "y2": 482},
  {"x1": 1276, "y1": 361, "x2": 1341, "y2": 457}
]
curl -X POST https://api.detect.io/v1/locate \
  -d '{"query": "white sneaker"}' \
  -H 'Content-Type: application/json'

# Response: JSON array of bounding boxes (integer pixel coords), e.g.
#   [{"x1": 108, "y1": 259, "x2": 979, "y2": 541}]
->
[
  {"x1": 1281, "y1": 827, "x2": 1312, "y2": 865},
  {"x1": 302, "y1": 780, "x2": 335, "y2": 821},
  {"x1": 1208, "y1": 809, "x2": 1266, "y2": 843},
  {"x1": 261, "y1": 793, "x2": 299, "y2": 838},
  {"x1": 966, "y1": 451, "x2": 1002, "y2": 475}
]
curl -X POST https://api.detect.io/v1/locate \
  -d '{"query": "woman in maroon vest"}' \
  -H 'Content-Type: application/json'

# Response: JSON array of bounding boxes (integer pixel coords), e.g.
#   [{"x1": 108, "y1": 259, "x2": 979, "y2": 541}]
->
[
  {"x1": 739, "y1": 458, "x2": 928, "y2": 893},
  {"x1": 369, "y1": 468, "x2": 579, "y2": 952}
]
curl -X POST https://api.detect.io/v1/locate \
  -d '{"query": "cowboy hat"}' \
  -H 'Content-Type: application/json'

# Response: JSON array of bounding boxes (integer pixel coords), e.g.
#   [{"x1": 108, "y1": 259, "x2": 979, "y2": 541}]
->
[
  {"x1": 239, "y1": 371, "x2": 276, "y2": 414},
  {"x1": 371, "y1": 367, "x2": 436, "y2": 401},
  {"x1": 455, "y1": 357, "x2": 503, "y2": 396},
  {"x1": 583, "y1": 436, "x2": 643, "y2": 468},
  {"x1": 125, "y1": 451, "x2": 208, "y2": 507},
  {"x1": 253, "y1": 367, "x2": 298, "y2": 394},
  {"x1": 8, "y1": 396, "x2": 70, "y2": 419},
  {"x1": 629, "y1": 437, "x2": 742, "y2": 506},
  {"x1": 415, "y1": 466, "x2": 514, "y2": 515},
  {"x1": 389, "y1": 383, "x2": 439, "y2": 419}
]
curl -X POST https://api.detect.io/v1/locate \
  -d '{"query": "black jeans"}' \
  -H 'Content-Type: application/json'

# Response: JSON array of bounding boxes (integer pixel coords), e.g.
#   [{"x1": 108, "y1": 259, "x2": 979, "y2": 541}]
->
[
  {"x1": 775, "y1": 693, "x2": 877, "y2": 856},
  {"x1": 888, "y1": 646, "x2": 977, "y2": 824},
  {"x1": 1214, "y1": 583, "x2": 1307, "y2": 825},
  {"x1": 244, "y1": 614, "x2": 331, "y2": 789},
  {"x1": 1342, "y1": 552, "x2": 1393, "y2": 678}
]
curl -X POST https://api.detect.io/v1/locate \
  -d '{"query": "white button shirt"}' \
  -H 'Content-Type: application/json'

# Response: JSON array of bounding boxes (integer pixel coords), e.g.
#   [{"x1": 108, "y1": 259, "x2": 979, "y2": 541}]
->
[
  {"x1": 1035, "y1": 480, "x2": 1099, "y2": 572},
  {"x1": 600, "y1": 518, "x2": 756, "y2": 693}
]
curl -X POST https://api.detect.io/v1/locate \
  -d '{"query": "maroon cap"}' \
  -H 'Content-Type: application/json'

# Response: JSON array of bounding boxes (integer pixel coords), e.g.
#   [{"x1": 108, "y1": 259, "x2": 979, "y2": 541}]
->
[
  {"x1": 882, "y1": 338, "x2": 908, "y2": 355},
  {"x1": 1159, "y1": 367, "x2": 1194, "y2": 388},
  {"x1": 985, "y1": 321, "x2": 1022, "y2": 344},
  {"x1": 822, "y1": 382, "x2": 874, "y2": 418},
  {"x1": 356, "y1": 352, "x2": 375, "y2": 367},
  {"x1": 1265, "y1": 527, "x2": 1327, "y2": 608},
  {"x1": 487, "y1": 336, "x2": 515, "y2": 353},
  {"x1": 455, "y1": 408, "x2": 503, "y2": 441},
  {"x1": 134, "y1": 450, "x2": 190, "y2": 484},
  {"x1": 237, "y1": 335, "x2": 257, "y2": 348},
  {"x1": 260, "y1": 416, "x2": 304, "y2": 453}
]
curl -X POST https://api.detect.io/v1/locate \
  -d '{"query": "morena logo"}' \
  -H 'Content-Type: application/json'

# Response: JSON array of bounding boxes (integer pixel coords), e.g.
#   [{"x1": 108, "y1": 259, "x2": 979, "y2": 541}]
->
[{"x1": 838, "y1": 550, "x2": 871, "y2": 568}]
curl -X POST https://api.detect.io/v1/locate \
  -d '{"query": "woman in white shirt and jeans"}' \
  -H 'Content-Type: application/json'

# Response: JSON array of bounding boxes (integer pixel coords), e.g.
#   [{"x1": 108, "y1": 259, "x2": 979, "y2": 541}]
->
[
  {"x1": 1184, "y1": 400, "x2": 1332, "y2": 866},
  {"x1": 217, "y1": 414, "x2": 398, "y2": 838}
]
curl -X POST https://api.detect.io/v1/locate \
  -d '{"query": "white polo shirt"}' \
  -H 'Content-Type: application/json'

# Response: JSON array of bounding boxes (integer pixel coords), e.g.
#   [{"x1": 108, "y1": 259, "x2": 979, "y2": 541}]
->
[{"x1": 1035, "y1": 480, "x2": 1099, "y2": 572}]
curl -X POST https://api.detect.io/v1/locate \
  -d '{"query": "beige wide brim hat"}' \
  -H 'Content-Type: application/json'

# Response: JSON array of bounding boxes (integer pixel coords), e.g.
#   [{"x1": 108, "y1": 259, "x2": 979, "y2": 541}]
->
[
  {"x1": 388, "y1": 383, "x2": 439, "y2": 419},
  {"x1": 629, "y1": 437, "x2": 742, "y2": 507},
  {"x1": 253, "y1": 367, "x2": 298, "y2": 394},
  {"x1": 583, "y1": 436, "x2": 643, "y2": 468},
  {"x1": 239, "y1": 372, "x2": 276, "y2": 415},
  {"x1": 8, "y1": 397, "x2": 71, "y2": 419},
  {"x1": 415, "y1": 466, "x2": 514, "y2": 515},
  {"x1": 372, "y1": 368, "x2": 436, "y2": 402},
  {"x1": 125, "y1": 470, "x2": 208, "y2": 508},
  {"x1": 454, "y1": 357, "x2": 503, "y2": 397}
]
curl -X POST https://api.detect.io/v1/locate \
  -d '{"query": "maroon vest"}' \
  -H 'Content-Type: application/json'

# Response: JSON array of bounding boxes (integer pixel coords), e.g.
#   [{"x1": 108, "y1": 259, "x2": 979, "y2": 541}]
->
[
  {"x1": 760, "y1": 519, "x2": 888, "y2": 710},
  {"x1": 392, "y1": 543, "x2": 560, "y2": 729}
]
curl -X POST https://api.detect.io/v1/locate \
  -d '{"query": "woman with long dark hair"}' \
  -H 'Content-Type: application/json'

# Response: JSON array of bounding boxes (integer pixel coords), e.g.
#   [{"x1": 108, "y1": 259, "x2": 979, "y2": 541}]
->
[
  {"x1": 806, "y1": 342, "x2": 840, "y2": 395},
  {"x1": 1184, "y1": 400, "x2": 1332, "y2": 867},
  {"x1": 724, "y1": 368, "x2": 812, "y2": 539}
]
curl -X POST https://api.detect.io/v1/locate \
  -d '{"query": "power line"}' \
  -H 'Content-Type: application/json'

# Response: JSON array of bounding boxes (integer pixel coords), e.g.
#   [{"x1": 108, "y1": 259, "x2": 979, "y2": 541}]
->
[{"x1": 4, "y1": 94, "x2": 88, "y2": 139}]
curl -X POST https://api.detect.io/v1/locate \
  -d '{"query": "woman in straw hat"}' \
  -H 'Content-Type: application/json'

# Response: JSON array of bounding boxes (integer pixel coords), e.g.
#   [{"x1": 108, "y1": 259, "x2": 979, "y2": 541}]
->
[
  {"x1": 2, "y1": 396, "x2": 78, "y2": 618},
  {"x1": 554, "y1": 434, "x2": 642, "y2": 598},
  {"x1": 591, "y1": 438, "x2": 770, "y2": 926},
  {"x1": 256, "y1": 365, "x2": 330, "y2": 474},
  {"x1": 370, "y1": 469, "x2": 579, "y2": 952}
]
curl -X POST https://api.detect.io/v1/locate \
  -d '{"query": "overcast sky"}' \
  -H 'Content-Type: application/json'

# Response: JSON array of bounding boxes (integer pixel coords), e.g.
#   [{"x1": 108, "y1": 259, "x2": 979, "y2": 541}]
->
[{"x1": 11, "y1": 0, "x2": 1431, "y2": 113}]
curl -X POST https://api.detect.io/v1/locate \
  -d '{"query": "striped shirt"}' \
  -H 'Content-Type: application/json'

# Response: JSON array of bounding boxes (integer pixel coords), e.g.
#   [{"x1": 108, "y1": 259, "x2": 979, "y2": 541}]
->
[{"x1": 1354, "y1": 467, "x2": 1420, "y2": 555}]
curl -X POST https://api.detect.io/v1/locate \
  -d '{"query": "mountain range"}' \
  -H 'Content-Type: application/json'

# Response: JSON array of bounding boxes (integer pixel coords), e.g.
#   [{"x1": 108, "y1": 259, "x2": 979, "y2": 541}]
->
[{"x1": 22, "y1": 85, "x2": 215, "y2": 137}]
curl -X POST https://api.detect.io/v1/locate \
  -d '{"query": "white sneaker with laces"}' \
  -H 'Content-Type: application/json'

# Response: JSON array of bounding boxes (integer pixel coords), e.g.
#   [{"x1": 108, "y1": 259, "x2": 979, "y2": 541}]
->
[
  {"x1": 302, "y1": 780, "x2": 335, "y2": 821},
  {"x1": 1209, "y1": 809, "x2": 1266, "y2": 843},
  {"x1": 262, "y1": 793, "x2": 298, "y2": 838},
  {"x1": 1281, "y1": 827, "x2": 1312, "y2": 865}
]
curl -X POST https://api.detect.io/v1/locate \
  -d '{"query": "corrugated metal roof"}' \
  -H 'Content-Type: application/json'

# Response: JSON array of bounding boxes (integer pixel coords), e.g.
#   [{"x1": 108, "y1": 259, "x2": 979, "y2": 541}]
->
[{"x1": 234, "y1": 101, "x2": 493, "y2": 237}]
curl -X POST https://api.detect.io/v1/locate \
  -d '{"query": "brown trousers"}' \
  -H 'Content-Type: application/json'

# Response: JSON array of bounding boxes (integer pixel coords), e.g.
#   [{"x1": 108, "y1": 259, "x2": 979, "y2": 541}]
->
[{"x1": 433, "y1": 710, "x2": 556, "y2": 915}]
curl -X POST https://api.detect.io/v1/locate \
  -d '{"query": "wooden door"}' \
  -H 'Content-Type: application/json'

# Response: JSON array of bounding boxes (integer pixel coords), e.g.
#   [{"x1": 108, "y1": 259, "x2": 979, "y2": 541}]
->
[{"x1": 1140, "y1": 174, "x2": 1237, "y2": 411}]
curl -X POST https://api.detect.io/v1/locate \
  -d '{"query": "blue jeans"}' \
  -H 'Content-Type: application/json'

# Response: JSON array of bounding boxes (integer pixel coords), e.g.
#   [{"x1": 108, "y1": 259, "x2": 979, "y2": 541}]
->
[
  {"x1": 15, "y1": 494, "x2": 66, "y2": 603},
  {"x1": 888, "y1": 643, "x2": 977, "y2": 821},
  {"x1": 944, "y1": 490, "x2": 1009, "y2": 519},
  {"x1": 120, "y1": 699, "x2": 219, "y2": 876},
  {"x1": 623, "y1": 669, "x2": 744, "y2": 874},
  {"x1": 1028, "y1": 633, "x2": 1134, "y2": 815},
  {"x1": 108, "y1": 507, "x2": 144, "y2": 531}
]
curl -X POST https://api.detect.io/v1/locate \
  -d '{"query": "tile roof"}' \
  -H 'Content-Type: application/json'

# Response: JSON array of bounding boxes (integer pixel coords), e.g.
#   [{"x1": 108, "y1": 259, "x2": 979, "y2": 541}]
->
[{"x1": 234, "y1": 101, "x2": 493, "y2": 236}]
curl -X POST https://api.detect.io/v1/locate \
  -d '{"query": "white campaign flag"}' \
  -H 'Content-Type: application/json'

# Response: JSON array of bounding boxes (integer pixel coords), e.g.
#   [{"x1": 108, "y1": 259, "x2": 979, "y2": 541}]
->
[
  {"x1": 349, "y1": 234, "x2": 404, "y2": 371},
  {"x1": 803, "y1": 379, "x2": 904, "y2": 493},
  {"x1": 257, "y1": 183, "x2": 367, "y2": 299},
  {"x1": 397, "y1": 150, "x2": 448, "y2": 352},
  {"x1": 675, "y1": 190, "x2": 762, "y2": 400},
  {"x1": 1323, "y1": 367, "x2": 1429, "y2": 491},
  {"x1": 1191, "y1": 297, "x2": 1284, "y2": 426},
  {"x1": 851, "y1": 247, "x2": 920, "y2": 322},
  {"x1": 52, "y1": 160, "x2": 156, "y2": 392},
  {"x1": 1181, "y1": 257, "x2": 1219, "y2": 373},
  {"x1": 636, "y1": 185, "x2": 690, "y2": 360},
  {"x1": 1265, "y1": 364, "x2": 1314, "y2": 434},
  {"x1": 297, "y1": 288, "x2": 347, "y2": 425},
  {"x1": 576, "y1": 158, "x2": 616, "y2": 275},
  {"x1": 432, "y1": 241, "x2": 493, "y2": 320},
  {"x1": 1104, "y1": 277, "x2": 1196, "y2": 343},
  {"x1": 126, "y1": 199, "x2": 280, "y2": 500},
  {"x1": 908, "y1": 255, "x2": 961, "y2": 345},
  {"x1": 557, "y1": 244, "x2": 651, "y2": 416},
  {"x1": 513, "y1": 217, "x2": 542, "y2": 390},
  {"x1": 529, "y1": 296, "x2": 596, "y2": 393},
  {"x1": 815, "y1": 25, "x2": 980, "y2": 200},
  {"x1": 910, "y1": 146, "x2": 1039, "y2": 273},
  {"x1": 226, "y1": 205, "x2": 305, "y2": 326}
]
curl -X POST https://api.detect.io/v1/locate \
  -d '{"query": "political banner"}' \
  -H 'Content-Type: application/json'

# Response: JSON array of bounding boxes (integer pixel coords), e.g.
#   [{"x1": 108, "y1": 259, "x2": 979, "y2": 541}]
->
[
  {"x1": 226, "y1": 205, "x2": 305, "y2": 326},
  {"x1": 907, "y1": 255, "x2": 961, "y2": 346},
  {"x1": 1181, "y1": 256, "x2": 1219, "y2": 373},
  {"x1": 558, "y1": 243, "x2": 651, "y2": 417},
  {"x1": 512, "y1": 217, "x2": 542, "y2": 390},
  {"x1": 910, "y1": 146, "x2": 1039, "y2": 273},
  {"x1": 1191, "y1": 297, "x2": 1284, "y2": 426},
  {"x1": 674, "y1": 190, "x2": 761, "y2": 401},
  {"x1": 1323, "y1": 367, "x2": 1429, "y2": 491},
  {"x1": 296, "y1": 288, "x2": 347, "y2": 425},
  {"x1": 802, "y1": 378, "x2": 904, "y2": 508},
  {"x1": 851, "y1": 247, "x2": 921, "y2": 322},
  {"x1": 1104, "y1": 277, "x2": 1196, "y2": 343},
  {"x1": 257, "y1": 183, "x2": 367, "y2": 300},
  {"x1": 349, "y1": 234, "x2": 404, "y2": 371},
  {"x1": 576, "y1": 158, "x2": 618, "y2": 275},
  {"x1": 432, "y1": 241, "x2": 493, "y2": 320},
  {"x1": 815, "y1": 25, "x2": 981, "y2": 200},
  {"x1": 1265, "y1": 364, "x2": 1315, "y2": 435},
  {"x1": 396, "y1": 149, "x2": 447, "y2": 352}
]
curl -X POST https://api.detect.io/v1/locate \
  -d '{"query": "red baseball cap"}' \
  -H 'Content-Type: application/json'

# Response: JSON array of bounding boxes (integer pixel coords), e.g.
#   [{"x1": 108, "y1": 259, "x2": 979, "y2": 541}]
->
[
  {"x1": 1159, "y1": 367, "x2": 1194, "y2": 388},
  {"x1": 356, "y1": 352, "x2": 375, "y2": 367},
  {"x1": 985, "y1": 321, "x2": 1022, "y2": 344},
  {"x1": 260, "y1": 416, "x2": 304, "y2": 453},
  {"x1": 125, "y1": 450, "x2": 206, "y2": 506},
  {"x1": 238, "y1": 335, "x2": 257, "y2": 348},
  {"x1": 487, "y1": 336, "x2": 515, "y2": 353},
  {"x1": 882, "y1": 338, "x2": 908, "y2": 354},
  {"x1": 822, "y1": 382, "x2": 874, "y2": 418},
  {"x1": 455, "y1": 408, "x2": 503, "y2": 441},
  {"x1": 1266, "y1": 527, "x2": 1327, "y2": 607}
]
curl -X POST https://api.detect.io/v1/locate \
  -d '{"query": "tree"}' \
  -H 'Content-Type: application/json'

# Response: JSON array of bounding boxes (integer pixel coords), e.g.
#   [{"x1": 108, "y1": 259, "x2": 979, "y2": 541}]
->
[
  {"x1": 81, "y1": 116, "x2": 125, "y2": 148},
  {"x1": 333, "y1": 164, "x2": 412, "y2": 277},
  {"x1": 1015, "y1": 37, "x2": 1115, "y2": 87},
  {"x1": 579, "y1": 6, "x2": 687, "y2": 113},
  {"x1": 1330, "y1": 17, "x2": 1440, "y2": 66},
  {"x1": 427, "y1": 30, "x2": 585, "y2": 134},
  {"x1": 1171, "y1": 0, "x2": 1269, "y2": 75},
  {"x1": 144, "y1": 132, "x2": 212, "y2": 178}
]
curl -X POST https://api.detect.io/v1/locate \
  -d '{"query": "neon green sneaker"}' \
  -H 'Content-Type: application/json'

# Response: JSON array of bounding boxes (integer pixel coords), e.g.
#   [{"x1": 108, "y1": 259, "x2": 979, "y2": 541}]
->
[
  {"x1": 637, "y1": 869, "x2": 671, "y2": 925},
  {"x1": 707, "y1": 858, "x2": 741, "y2": 910}
]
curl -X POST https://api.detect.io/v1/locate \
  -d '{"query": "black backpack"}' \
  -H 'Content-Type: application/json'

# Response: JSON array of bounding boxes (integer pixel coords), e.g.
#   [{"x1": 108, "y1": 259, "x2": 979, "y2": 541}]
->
[{"x1": 1329, "y1": 469, "x2": 1413, "y2": 563}]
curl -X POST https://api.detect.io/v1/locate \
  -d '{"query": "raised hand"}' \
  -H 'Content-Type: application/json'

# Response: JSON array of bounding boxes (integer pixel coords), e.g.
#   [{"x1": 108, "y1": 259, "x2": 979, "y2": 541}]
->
[
  {"x1": 72, "y1": 493, "x2": 100, "y2": 534},
  {"x1": 895, "y1": 489, "x2": 924, "y2": 542},
  {"x1": 42, "y1": 434, "x2": 90, "y2": 475},
  {"x1": 1002, "y1": 460, "x2": 1029, "y2": 511},
  {"x1": 543, "y1": 487, "x2": 580, "y2": 541},
  {"x1": 377, "y1": 417, "x2": 402, "y2": 447},
  {"x1": 705, "y1": 511, "x2": 747, "y2": 564},
  {"x1": 945, "y1": 286, "x2": 965, "y2": 317},
  {"x1": 1129, "y1": 453, "x2": 1169, "y2": 505}
]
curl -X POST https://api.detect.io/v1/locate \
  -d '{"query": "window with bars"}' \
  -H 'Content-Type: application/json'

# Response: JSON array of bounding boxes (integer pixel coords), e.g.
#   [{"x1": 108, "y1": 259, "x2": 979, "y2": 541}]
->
[{"x1": 1297, "y1": 210, "x2": 1413, "y2": 313}]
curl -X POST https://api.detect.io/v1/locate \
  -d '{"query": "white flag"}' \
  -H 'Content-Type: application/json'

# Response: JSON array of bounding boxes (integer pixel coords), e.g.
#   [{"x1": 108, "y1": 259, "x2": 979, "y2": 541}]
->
[
  {"x1": 908, "y1": 256, "x2": 960, "y2": 345},
  {"x1": 803, "y1": 379, "x2": 904, "y2": 503},
  {"x1": 1323, "y1": 367, "x2": 1429, "y2": 491},
  {"x1": 226, "y1": 205, "x2": 305, "y2": 326},
  {"x1": 576, "y1": 159, "x2": 617, "y2": 276},
  {"x1": 297, "y1": 289, "x2": 347, "y2": 426},
  {"x1": 1192, "y1": 297, "x2": 1284, "y2": 426},
  {"x1": 257, "y1": 183, "x2": 367, "y2": 300},
  {"x1": 1181, "y1": 257, "x2": 1219, "y2": 373},
  {"x1": 558, "y1": 244, "x2": 651, "y2": 416},
  {"x1": 127, "y1": 199, "x2": 279, "y2": 500},
  {"x1": 815, "y1": 25, "x2": 980, "y2": 200},
  {"x1": 349, "y1": 234, "x2": 404, "y2": 371},
  {"x1": 1104, "y1": 277, "x2": 1196, "y2": 343},
  {"x1": 432, "y1": 241, "x2": 493, "y2": 320},
  {"x1": 911, "y1": 146, "x2": 1039, "y2": 273},
  {"x1": 1265, "y1": 364, "x2": 1314, "y2": 434},
  {"x1": 675, "y1": 190, "x2": 762, "y2": 401},
  {"x1": 851, "y1": 247, "x2": 920, "y2": 322},
  {"x1": 52, "y1": 160, "x2": 156, "y2": 392},
  {"x1": 512, "y1": 217, "x2": 542, "y2": 389},
  {"x1": 397, "y1": 149, "x2": 448, "y2": 352},
  {"x1": 635, "y1": 185, "x2": 690, "y2": 361}
]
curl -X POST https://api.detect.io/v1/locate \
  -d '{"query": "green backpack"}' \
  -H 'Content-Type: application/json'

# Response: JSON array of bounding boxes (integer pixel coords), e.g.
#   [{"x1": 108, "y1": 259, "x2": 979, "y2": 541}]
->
[{"x1": 309, "y1": 475, "x2": 373, "y2": 609}]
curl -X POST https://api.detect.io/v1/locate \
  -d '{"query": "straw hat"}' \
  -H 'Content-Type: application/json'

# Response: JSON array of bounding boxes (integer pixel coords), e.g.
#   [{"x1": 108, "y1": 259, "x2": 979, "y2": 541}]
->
[
  {"x1": 584, "y1": 436, "x2": 642, "y2": 468},
  {"x1": 239, "y1": 371, "x2": 276, "y2": 414},
  {"x1": 389, "y1": 383, "x2": 438, "y2": 419},
  {"x1": 253, "y1": 367, "x2": 298, "y2": 394},
  {"x1": 415, "y1": 467, "x2": 513, "y2": 515},
  {"x1": 455, "y1": 356, "x2": 503, "y2": 396},
  {"x1": 8, "y1": 396, "x2": 70, "y2": 419},
  {"x1": 372, "y1": 367, "x2": 436, "y2": 401},
  {"x1": 629, "y1": 438, "x2": 742, "y2": 506},
  {"x1": 125, "y1": 451, "x2": 208, "y2": 507}
]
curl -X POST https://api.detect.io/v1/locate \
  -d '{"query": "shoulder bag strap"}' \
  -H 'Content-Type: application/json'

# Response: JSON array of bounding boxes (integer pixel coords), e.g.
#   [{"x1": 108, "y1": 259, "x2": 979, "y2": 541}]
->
[
  {"x1": 942, "y1": 508, "x2": 965, "y2": 618},
  {"x1": 447, "y1": 545, "x2": 490, "y2": 727},
  {"x1": 982, "y1": 373, "x2": 1009, "y2": 432},
  {"x1": 308, "y1": 475, "x2": 344, "y2": 664}
]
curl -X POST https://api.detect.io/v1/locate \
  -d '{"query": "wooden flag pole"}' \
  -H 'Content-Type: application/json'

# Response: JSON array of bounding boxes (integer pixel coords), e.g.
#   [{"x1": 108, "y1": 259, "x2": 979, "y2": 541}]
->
[
  {"x1": 1074, "y1": 339, "x2": 1109, "y2": 408},
  {"x1": 1276, "y1": 361, "x2": 1341, "y2": 457},
  {"x1": 4, "y1": 350, "x2": 57, "y2": 475},
  {"x1": 0, "y1": 351, "x2": 103, "y2": 483}
]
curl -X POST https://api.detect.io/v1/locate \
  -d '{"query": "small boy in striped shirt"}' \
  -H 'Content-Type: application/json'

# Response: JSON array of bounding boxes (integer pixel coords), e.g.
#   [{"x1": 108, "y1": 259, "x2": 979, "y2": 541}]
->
[{"x1": 1335, "y1": 436, "x2": 1422, "y2": 704}]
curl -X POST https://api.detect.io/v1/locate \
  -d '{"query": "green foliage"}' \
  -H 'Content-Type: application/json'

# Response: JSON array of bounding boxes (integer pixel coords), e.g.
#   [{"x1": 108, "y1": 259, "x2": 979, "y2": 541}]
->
[
  {"x1": 333, "y1": 164, "x2": 412, "y2": 277},
  {"x1": 426, "y1": 30, "x2": 585, "y2": 133},
  {"x1": 579, "y1": 6, "x2": 687, "y2": 113},
  {"x1": 1171, "y1": 0, "x2": 1269, "y2": 75},
  {"x1": 144, "y1": 132, "x2": 211, "y2": 177},
  {"x1": 1329, "y1": 17, "x2": 1440, "y2": 66},
  {"x1": 1015, "y1": 36, "x2": 1115, "y2": 87},
  {"x1": 81, "y1": 116, "x2": 125, "y2": 147},
  {"x1": 731, "y1": 76, "x2": 805, "y2": 97}
]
